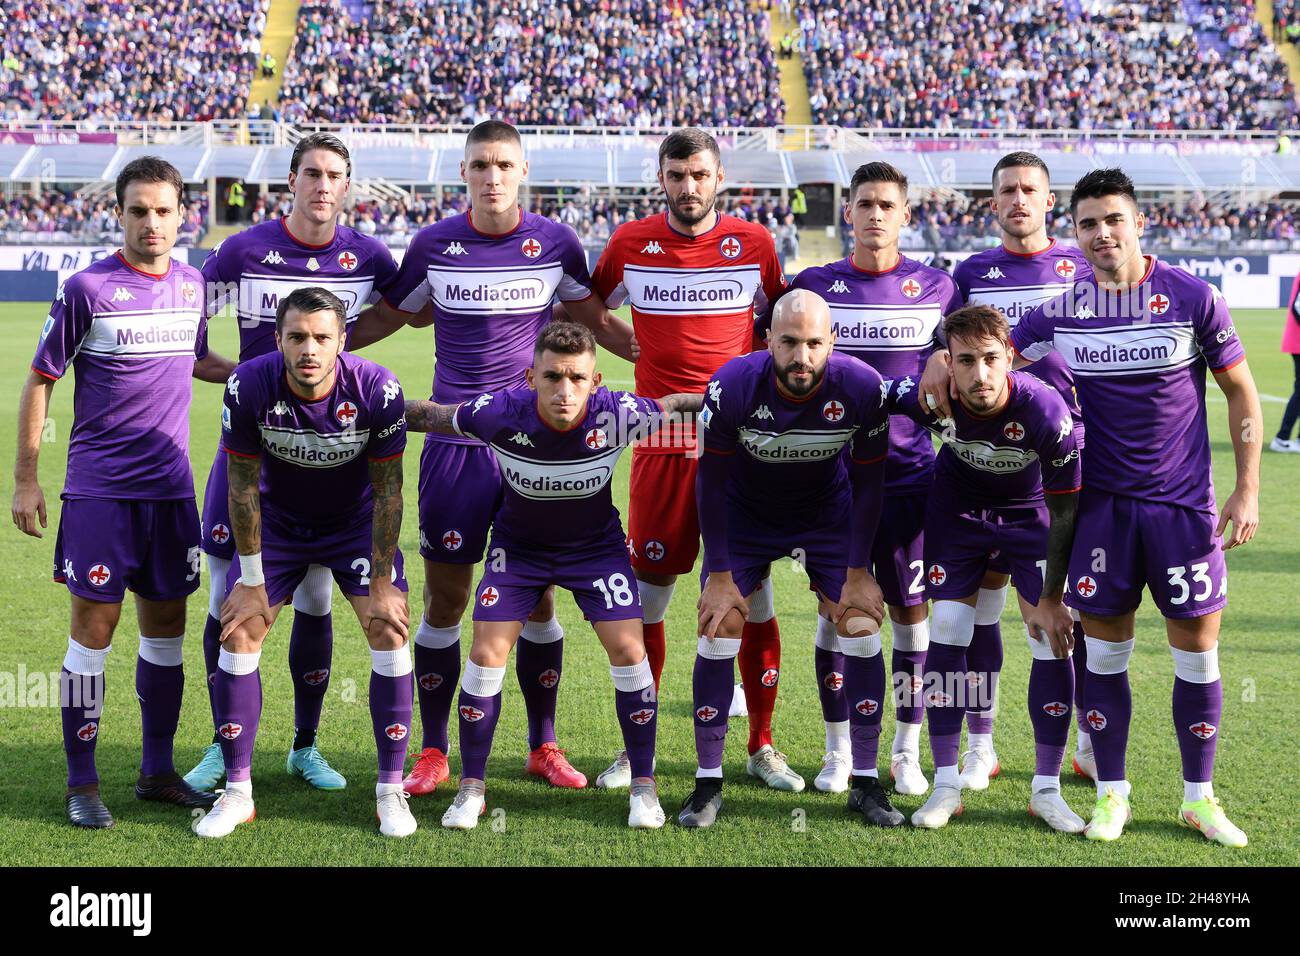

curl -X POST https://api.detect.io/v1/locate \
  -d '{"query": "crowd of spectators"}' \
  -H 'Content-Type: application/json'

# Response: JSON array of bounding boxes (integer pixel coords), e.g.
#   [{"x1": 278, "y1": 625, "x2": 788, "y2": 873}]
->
[
  {"x1": 795, "y1": 0, "x2": 1300, "y2": 131},
  {"x1": 0, "y1": 1, "x2": 269, "y2": 123},
  {"x1": 0, "y1": 189, "x2": 208, "y2": 244},
  {"x1": 277, "y1": 0, "x2": 783, "y2": 127}
]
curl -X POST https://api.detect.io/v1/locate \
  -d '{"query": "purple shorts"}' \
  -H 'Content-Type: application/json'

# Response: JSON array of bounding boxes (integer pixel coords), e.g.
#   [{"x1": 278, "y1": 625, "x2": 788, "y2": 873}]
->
[
  {"x1": 1066, "y1": 492, "x2": 1227, "y2": 620},
  {"x1": 923, "y1": 503, "x2": 1049, "y2": 606},
  {"x1": 473, "y1": 532, "x2": 640, "y2": 624},
  {"x1": 871, "y1": 492, "x2": 928, "y2": 608},
  {"x1": 200, "y1": 443, "x2": 236, "y2": 560},
  {"x1": 225, "y1": 510, "x2": 408, "y2": 608},
  {"x1": 54, "y1": 498, "x2": 201, "y2": 603},
  {"x1": 418, "y1": 436, "x2": 502, "y2": 565},
  {"x1": 701, "y1": 509, "x2": 849, "y2": 605}
]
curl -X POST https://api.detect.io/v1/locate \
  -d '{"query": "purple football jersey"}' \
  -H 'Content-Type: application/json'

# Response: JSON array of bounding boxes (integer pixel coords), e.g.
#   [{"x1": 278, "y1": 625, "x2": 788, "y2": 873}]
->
[
  {"x1": 385, "y1": 211, "x2": 594, "y2": 445},
  {"x1": 222, "y1": 350, "x2": 407, "y2": 528},
  {"x1": 202, "y1": 218, "x2": 399, "y2": 362},
  {"x1": 890, "y1": 369, "x2": 1082, "y2": 509},
  {"x1": 32, "y1": 253, "x2": 208, "y2": 500},
  {"x1": 699, "y1": 350, "x2": 890, "y2": 526},
  {"x1": 953, "y1": 240, "x2": 1091, "y2": 423},
  {"x1": 1011, "y1": 256, "x2": 1245, "y2": 511},
  {"x1": 764, "y1": 256, "x2": 961, "y2": 494},
  {"x1": 452, "y1": 385, "x2": 661, "y2": 549}
]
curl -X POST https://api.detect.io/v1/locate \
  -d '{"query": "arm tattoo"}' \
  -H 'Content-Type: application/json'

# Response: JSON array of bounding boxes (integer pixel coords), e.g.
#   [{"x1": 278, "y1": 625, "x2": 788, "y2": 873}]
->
[
  {"x1": 226, "y1": 453, "x2": 263, "y2": 555},
  {"x1": 368, "y1": 455, "x2": 404, "y2": 581},
  {"x1": 404, "y1": 399, "x2": 460, "y2": 434},
  {"x1": 1042, "y1": 492, "x2": 1079, "y2": 598},
  {"x1": 660, "y1": 392, "x2": 703, "y2": 416}
]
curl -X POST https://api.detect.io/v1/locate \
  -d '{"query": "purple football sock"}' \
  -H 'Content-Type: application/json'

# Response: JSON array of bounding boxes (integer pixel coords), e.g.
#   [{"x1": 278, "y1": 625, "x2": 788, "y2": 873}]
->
[
  {"x1": 202, "y1": 614, "x2": 222, "y2": 737},
  {"x1": 456, "y1": 690, "x2": 501, "y2": 781},
  {"x1": 965, "y1": 621, "x2": 1002, "y2": 735},
  {"x1": 214, "y1": 668, "x2": 262, "y2": 783},
  {"x1": 1173, "y1": 677, "x2": 1221, "y2": 784},
  {"x1": 692, "y1": 652, "x2": 734, "y2": 773},
  {"x1": 615, "y1": 687, "x2": 658, "y2": 779},
  {"x1": 288, "y1": 610, "x2": 333, "y2": 749},
  {"x1": 1071, "y1": 621, "x2": 1089, "y2": 735},
  {"x1": 844, "y1": 650, "x2": 886, "y2": 775},
  {"x1": 1028, "y1": 657, "x2": 1074, "y2": 777},
  {"x1": 1084, "y1": 670, "x2": 1131, "y2": 783},
  {"x1": 516, "y1": 636, "x2": 562, "y2": 750},
  {"x1": 924, "y1": 642, "x2": 966, "y2": 769},
  {"x1": 371, "y1": 670, "x2": 413, "y2": 785},
  {"x1": 815, "y1": 645, "x2": 849, "y2": 722},
  {"x1": 892, "y1": 648, "x2": 926, "y2": 726},
  {"x1": 136, "y1": 656, "x2": 183, "y2": 777},
  {"x1": 414, "y1": 641, "x2": 459, "y2": 752},
  {"x1": 61, "y1": 668, "x2": 104, "y2": 789}
]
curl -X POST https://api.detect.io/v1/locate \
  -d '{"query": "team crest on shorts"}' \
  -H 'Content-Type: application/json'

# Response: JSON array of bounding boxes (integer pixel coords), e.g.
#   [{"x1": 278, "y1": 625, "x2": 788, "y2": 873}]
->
[
  {"x1": 1075, "y1": 575, "x2": 1098, "y2": 598},
  {"x1": 719, "y1": 235, "x2": 742, "y2": 259},
  {"x1": 761, "y1": 668, "x2": 779, "y2": 688},
  {"x1": 824, "y1": 671, "x2": 844, "y2": 691},
  {"x1": 419, "y1": 673, "x2": 444, "y2": 691},
  {"x1": 459, "y1": 705, "x2": 485, "y2": 722},
  {"x1": 441, "y1": 529, "x2": 464, "y2": 551},
  {"x1": 855, "y1": 698, "x2": 879, "y2": 716},
  {"x1": 695, "y1": 705, "x2": 718, "y2": 722},
  {"x1": 643, "y1": 539, "x2": 666, "y2": 562},
  {"x1": 629, "y1": 708, "x2": 655, "y2": 725},
  {"x1": 218, "y1": 722, "x2": 243, "y2": 740},
  {"x1": 822, "y1": 400, "x2": 845, "y2": 422},
  {"x1": 76, "y1": 721, "x2": 98, "y2": 741},
  {"x1": 1054, "y1": 259, "x2": 1076, "y2": 279},
  {"x1": 1188, "y1": 721, "x2": 1217, "y2": 740},
  {"x1": 479, "y1": 586, "x2": 500, "y2": 607},
  {"x1": 87, "y1": 564, "x2": 111, "y2": 588},
  {"x1": 521, "y1": 237, "x2": 542, "y2": 259},
  {"x1": 384, "y1": 722, "x2": 408, "y2": 741},
  {"x1": 1002, "y1": 421, "x2": 1025, "y2": 441},
  {"x1": 210, "y1": 523, "x2": 231, "y2": 545},
  {"x1": 302, "y1": 668, "x2": 330, "y2": 686},
  {"x1": 585, "y1": 428, "x2": 608, "y2": 450},
  {"x1": 335, "y1": 401, "x2": 359, "y2": 426},
  {"x1": 538, "y1": 668, "x2": 559, "y2": 689},
  {"x1": 338, "y1": 250, "x2": 359, "y2": 271},
  {"x1": 926, "y1": 564, "x2": 947, "y2": 587},
  {"x1": 1042, "y1": 701, "x2": 1069, "y2": 717},
  {"x1": 1085, "y1": 709, "x2": 1107, "y2": 731}
]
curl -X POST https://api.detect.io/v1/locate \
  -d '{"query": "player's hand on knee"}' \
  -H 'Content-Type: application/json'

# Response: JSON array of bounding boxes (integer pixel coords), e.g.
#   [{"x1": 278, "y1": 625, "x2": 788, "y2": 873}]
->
[
  {"x1": 1025, "y1": 597, "x2": 1074, "y2": 659},
  {"x1": 835, "y1": 568, "x2": 885, "y2": 630},
  {"x1": 1216, "y1": 487, "x2": 1259, "y2": 550},
  {"x1": 220, "y1": 582, "x2": 272, "y2": 642},
  {"x1": 366, "y1": 578, "x2": 410, "y2": 642},
  {"x1": 11, "y1": 481, "x2": 47, "y2": 538},
  {"x1": 919, "y1": 349, "x2": 955, "y2": 420},
  {"x1": 697, "y1": 572, "x2": 748, "y2": 640}
]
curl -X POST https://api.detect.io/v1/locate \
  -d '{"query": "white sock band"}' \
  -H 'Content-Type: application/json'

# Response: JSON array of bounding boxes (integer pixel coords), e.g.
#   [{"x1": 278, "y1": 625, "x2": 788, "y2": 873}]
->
[
  {"x1": 838, "y1": 634, "x2": 883, "y2": 658},
  {"x1": 814, "y1": 614, "x2": 840, "y2": 652},
  {"x1": 1085, "y1": 636, "x2": 1134, "y2": 676},
  {"x1": 638, "y1": 581, "x2": 675, "y2": 625},
  {"x1": 291, "y1": 564, "x2": 335, "y2": 616},
  {"x1": 218, "y1": 647, "x2": 261, "y2": 676},
  {"x1": 138, "y1": 634, "x2": 184, "y2": 668},
  {"x1": 611, "y1": 658, "x2": 654, "y2": 693},
  {"x1": 461, "y1": 660, "x2": 505, "y2": 698},
  {"x1": 930, "y1": 600, "x2": 977, "y2": 648},
  {"x1": 64, "y1": 636, "x2": 110, "y2": 676},
  {"x1": 696, "y1": 635, "x2": 741, "y2": 660},
  {"x1": 520, "y1": 615, "x2": 564, "y2": 644},
  {"x1": 975, "y1": 585, "x2": 1008, "y2": 626},
  {"x1": 1031, "y1": 773, "x2": 1061, "y2": 794},
  {"x1": 206, "y1": 554, "x2": 231, "y2": 618},
  {"x1": 825, "y1": 719, "x2": 850, "y2": 752},
  {"x1": 1170, "y1": 644, "x2": 1220, "y2": 684},
  {"x1": 1025, "y1": 625, "x2": 1061, "y2": 661},
  {"x1": 371, "y1": 645, "x2": 413, "y2": 678},
  {"x1": 414, "y1": 619, "x2": 461, "y2": 650},
  {"x1": 890, "y1": 619, "x2": 930, "y2": 653},
  {"x1": 746, "y1": 576, "x2": 775, "y2": 623}
]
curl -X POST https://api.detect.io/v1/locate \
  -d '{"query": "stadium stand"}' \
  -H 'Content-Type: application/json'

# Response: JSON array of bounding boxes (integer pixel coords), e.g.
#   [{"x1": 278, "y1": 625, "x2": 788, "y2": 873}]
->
[{"x1": 0, "y1": 189, "x2": 210, "y2": 244}]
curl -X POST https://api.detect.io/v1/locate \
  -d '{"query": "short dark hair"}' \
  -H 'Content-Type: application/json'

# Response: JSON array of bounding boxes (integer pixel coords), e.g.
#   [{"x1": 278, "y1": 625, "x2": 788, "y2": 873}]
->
[
  {"x1": 465, "y1": 119, "x2": 522, "y2": 155},
  {"x1": 115, "y1": 156, "x2": 184, "y2": 208},
  {"x1": 290, "y1": 132, "x2": 352, "y2": 178},
  {"x1": 1070, "y1": 167, "x2": 1138, "y2": 216},
  {"x1": 943, "y1": 304, "x2": 1010, "y2": 350},
  {"x1": 658, "y1": 128, "x2": 721, "y2": 169},
  {"x1": 535, "y1": 321, "x2": 596, "y2": 360},
  {"x1": 991, "y1": 151, "x2": 1050, "y2": 188},
  {"x1": 848, "y1": 161, "x2": 908, "y2": 201},
  {"x1": 276, "y1": 286, "x2": 347, "y2": 334}
]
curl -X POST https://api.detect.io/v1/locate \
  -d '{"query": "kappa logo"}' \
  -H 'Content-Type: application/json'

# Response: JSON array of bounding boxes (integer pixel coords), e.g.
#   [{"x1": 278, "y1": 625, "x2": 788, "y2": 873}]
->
[
  {"x1": 707, "y1": 379, "x2": 722, "y2": 405},
  {"x1": 695, "y1": 705, "x2": 719, "y2": 722},
  {"x1": 302, "y1": 668, "x2": 329, "y2": 686},
  {"x1": 338, "y1": 251, "x2": 358, "y2": 271},
  {"x1": 382, "y1": 378, "x2": 400, "y2": 408},
  {"x1": 982, "y1": 267, "x2": 1006, "y2": 280},
  {"x1": 640, "y1": 241, "x2": 664, "y2": 255},
  {"x1": 855, "y1": 698, "x2": 879, "y2": 716},
  {"x1": 509, "y1": 432, "x2": 534, "y2": 447},
  {"x1": 1076, "y1": 306, "x2": 1095, "y2": 320},
  {"x1": 55, "y1": 281, "x2": 66, "y2": 304},
  {"x1": 87, "y1": 563, "x2": 111, "y2": 587},
  {"x1": 751, "y1": 405, "x2": 774, "y2": 420},
  {"x1": 760, "y1": 668, "x2": 779, "y2": 688},
  {"x1": 1086, "y1": 709, "x2": 1107, "y2": 731},
  {"x1": 827, "y1": 280, "x2": 849, "y2": 294},
  {"x1": 459, "y1": 705, "x2": 485, "y2": 723},
  {"x1": 76, "y1": 721, "x2": 98, "y2": 741},
  {"x1": 521, "y1": 237, "x2": 542, "y2": 259},
  {"x1": 538, "y1": 669, "x2": 560, "y2": 689},
  {"x1": 585, "y1": 428, "x2": 608, "y2": 450},
  {"x1": 62, "y1": 559, "x2": 77, "y2": 583},
  {"x1": 643, "y1": 539, "x2": 666, "y2": 561},
  {"x1": 226, "y1": 374, "x2": 241, "y2": 404},
  {"x1": 471, "y1": 393, "x2": 493, "y2": 415},
  {"x1": 419, "y1": 673, "x2": 444, "y2": 691},
  {"x1": 1055, "y1": 259, "x2": 1076, "y2": 279},
  {"x1": 628, "y1": 708, "x2": 655, "y2": 725},
  {"x1": 261, "y1": 250, "x2": 285, "y2": 265},
  {"x1": 111, "y1": 287, "x2": 135, "y2": 303},
  {"x1": 926, "y1": 564, "x2": 947, "y2": 586},
  {"x1": 900, "y1": 278, "x2": 922, "y2": 298},
  {"x1": 271, "y1": 401, "x2": 289, "y2": 417},
  {"x1": 218, "y1": 721, "x2": 243, "y2": 740},
  {"x1": 210, "y1": 523, "x2": 231, "y2": 545},
  {"x1": 1042, "y1": 701, "x2": 1069, "y2": 717},
  {"x1": 1188, "y1": 721, "x2": 1217, "y2": 740},
  {"x1": 479, "y1": 586, "x2": 500, "y2": 607},
  {"x1": 823, "y1": 671, "x2": 844, "y2": 691},
  {"x1": 1075, "y1": 575, "x2": 1098, "y2": 598},
  {"x1": 1057, "y1": 416, "x2": 1074, "y2": 443},
  {"x1": 1003, "y1": 420, "x2": 1025, "y2": 441},
  {"x1": 719, "y1": 235, "x2": 742, "y2": 259},
  {"x1": 335, "y1": 401, "x2": 358, "y2": 426},
  {"x1": 442, "y1": 529, "x2": 463, "y2": 551},
  {"x1": 822, "y1": 400, "x2": 845, "y2": 422},
  {"x1": 894, "y1": 375, "x2": 915, "y2": 399},
  {"x1": 384, "y1": 722, "x2": 408, "y2": 741},
  {"x1": 443, "y1": 242, "x2": 468, "y2": 256}
]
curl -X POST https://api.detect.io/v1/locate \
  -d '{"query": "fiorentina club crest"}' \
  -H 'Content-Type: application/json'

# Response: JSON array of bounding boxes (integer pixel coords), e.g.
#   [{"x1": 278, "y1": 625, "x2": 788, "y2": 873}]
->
[
  {"x1": 1055, "y1": 259, "x2": 1076, "y2": 279},
  {"x1": 695, "y1": 705, "x2": 718, "y2": 722},
  {"x1": 643, "y1": 539, "x2": 666, "y2": 562},
  {"x1": 87, "y1": 563, "x2": 111, "y2": 587},
  {"x1": 479, "y1": 586, "x2": 500, "y2": 607},
  {"x1": 384, "y1": 722, "x2": 408, "y2": 741},
  {"x1": 181, "y1": 281, "x2": 197, "y2": 303},
  {"x1": 855, "y1": 698, "x2": 879, "y2": 716},
  {"x1": 760, "y1": 668, "x2": 779, "y2": 688},
  {"x1": 521, "y1": 237, "x2": 542, "y2": 259},
  {"x1": 1075, "y1": 575, "x2": 1098, "y2": 598},
  {"x1": 338, "y1": 250, "x2": 358, "y2": 271},
  {"x1": 629, "y1": 708, "x2": 655, "y2": 725},
  {"x1": 719, "y1": 235, "x2": 742, "y2": 259},
  {"x1": 927, "y1": 564, "x2": 947, "y2": 586},
  {"x1": 900, "y1": 278, "x2": 921, "y2": 298},
  {"x1": 585, "y1": 428, "x2": 608, "y2": 450},
  {"x1": 302, "y1": 668, "x2": 329, "y2": 686},
  {"x1": 1148, "y1": 293, "x2": 1171, "y2": 316},
  {"x1": 76, "y1": 721, "x2": 98, "y2": 741},
  {"x1": 219, "y1": 722, "x2": 243, "y2": 740},
  {"x1": 1086, "y1": 709, "x2": 1107, "y2": 731},
  {"x1": 822, "y1": 400, "x2": 845, "y2": 422},
  {"x1": 442, "y1": 529, "x2": 463, "y2": 551},
  {"x1": 419, "y1": 673, "x2": 444, "y2": 691},
  {"x1": 210, "y1": 523, "x2": 231, "y2": 545},
  {"x1": 335, "y1": 401, "x2": 358, "y2": 426},
  {"x1": 538, "y1": 668, "x2": 559, "y2": 689},
  {"x1": 459, "y1": 705, "x2": 485, "y2": 722},
  {"x1": 1189, "y1": 721, "x2": 1217, "y2": 740},
  {"x1": 823, "y1": 671, "x2": 844, "y2": 691},
  {"x1": 1042, "y1": 701, "x2": 1069, "y2": 717},
  {"x1": 1002, "y1": 421, "x2": 1025, "y2": 441}
]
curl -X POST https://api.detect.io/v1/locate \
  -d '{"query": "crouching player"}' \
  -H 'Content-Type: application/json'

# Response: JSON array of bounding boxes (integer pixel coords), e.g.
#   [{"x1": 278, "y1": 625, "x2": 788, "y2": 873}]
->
[
  {"x1": 196, "y1": 288, "x2": 416, "y2": 838},
  {"x1": 683, "y1": 289, "x2": 897, "y2": 829},
  {"x1": 894, "y1": 305, "x2": 1084, "y2": 831},
  {"x1": 403, "y1": 322, "x2": 702, "y2": 830}
]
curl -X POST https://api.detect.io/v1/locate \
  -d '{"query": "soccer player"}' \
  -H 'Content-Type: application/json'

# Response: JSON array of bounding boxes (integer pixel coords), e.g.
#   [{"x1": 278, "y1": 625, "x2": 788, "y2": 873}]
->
[
  {"x1": 187, "y1": 133, "x2": 406, "y2": 794},
  {"x1": 590, "y1": 128, "x2": 790, "y2": 792},
  {"x1": 356, "y1": 120, "x2": 636, "y2": 796},
  {"x1": 766, "y1": 162, "x2": 960, "y2": 795},
  {"x1": 402, "y1": 322, "x2": 701, "y2": 829},
  {"x1": 195, "y1": 287, "x2": 415, "y2": 838},
  {"x1": 889, "y1": 305, "x2": 1086, "y2": 832},
  {"x1": 682, "y1": 289, "x2": 897, "y2": 828},
  {"x1": 948, "y1": 152, "x2": 1095, "y2": 788},
  {"x1": 1006, "y1": 168, "x2": 1261, "y2": 845},
  {"x1": 12, "y1": 157, "x2": 233, "y2": 827}
]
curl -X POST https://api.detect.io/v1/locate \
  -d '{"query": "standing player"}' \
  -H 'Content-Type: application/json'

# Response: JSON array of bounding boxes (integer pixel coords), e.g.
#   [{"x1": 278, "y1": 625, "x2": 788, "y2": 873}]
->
[
  {"x1": 362, "y1": 120, "x2": 637, "y2": 796},
  {"x1": 403, "y1": 322, "x2": 701, "y2": 829},
  {"x1": 187, "y1": 133, "x2": 407, "y2": 794},
  {"x1": 12, "y1": 157, "x2": 232, "y2": 827},
  {"x1": 766, "y1": 162, "x2": 960, "y2": 794},
  {"x1": 590, "y1": 128, "x2": 790, "y2": 792},
  {"x1": 889, "y1": 305, "x2": 1086, "y2": 832},
  {"x1": 1007, "y1": 169, "x2": 1261, "y2": 846},
  {"x1": 195, "y1": 288, "x2": 415, "y2": 838},
  {"x1": 947, "y1": 152, "x2": 1095, "y2": 789},
  {"x1": 683, "y1": 290, "x2": 897, "y2": 828}
]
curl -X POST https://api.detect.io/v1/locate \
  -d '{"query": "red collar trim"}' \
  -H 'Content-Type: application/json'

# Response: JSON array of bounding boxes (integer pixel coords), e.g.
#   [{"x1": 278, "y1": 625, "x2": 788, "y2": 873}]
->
[
  {"x1": 848, "y1": 252, "x2": 902, "y2": 276},
  {"x1": 280, "y1": 217, "x2": 335, "y2": 250},
  {"x1": 467, "y1": 208, "x2": 523, "y2": 237},
  {"x1": 1002, "y1": 238, "x2": 1057, "y2": 259},
  {"x1": 115, "y1": 251, "x2": 170, "y2": 280},
  {"x1": 664, "y1": 209, "x2": 723, "y2": 240}
]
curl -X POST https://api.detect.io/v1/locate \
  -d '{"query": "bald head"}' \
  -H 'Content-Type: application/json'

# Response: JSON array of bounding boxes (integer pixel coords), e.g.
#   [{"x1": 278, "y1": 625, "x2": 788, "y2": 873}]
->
[{"x1": 769, "y1": 289, "x2": 836, "y2": 397}]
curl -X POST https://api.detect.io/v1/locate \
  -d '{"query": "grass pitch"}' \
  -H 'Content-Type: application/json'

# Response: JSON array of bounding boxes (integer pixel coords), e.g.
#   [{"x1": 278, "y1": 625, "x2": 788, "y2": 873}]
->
[{"x1": 0, "y1": 302, "x2": 1296, "y2": 866}]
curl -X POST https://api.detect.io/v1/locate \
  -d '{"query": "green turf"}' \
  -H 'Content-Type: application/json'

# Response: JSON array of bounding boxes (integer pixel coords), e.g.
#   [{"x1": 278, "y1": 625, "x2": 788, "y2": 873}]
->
[{"x1": 0, "y1": 302, "x2": 1296, "y2": 866}]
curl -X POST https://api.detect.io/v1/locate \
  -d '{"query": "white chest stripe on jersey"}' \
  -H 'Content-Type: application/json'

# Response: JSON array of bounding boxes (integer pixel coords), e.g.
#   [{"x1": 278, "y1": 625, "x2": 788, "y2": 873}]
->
[
  {"x1": 80, "y1": 308, "x2": 202, "y2": 357},
  {"x1": 737, "y1": 426, "x2": 857, "y2": 463},
  {"x1": 1055, "y1": 323, "x2": 1199, "y2": 377},
  {"x1": 939, "y1": 436, "x2": 1040, "y2": 474},
  {"x1": 828, "y1": 304, "x2": 942, "y2": 351},
  {"x1": 236, "y1": 275, "x2": 376, "y2": 322},
  {"x1": 491, "y1": 445, "x2": 625, "y2": 499},
  {"x1": 622, "y1": 263, "x2": 762, "y2": 316},
  {"x1": 258, "y1": 425, "x2": 370, "y2": 468},
  {"x1": 966, "y1": 284, "x2": 1072, "y2": 325},
  {"x1": 425, "y1": 263, "x2": 564, "y2": 315}
]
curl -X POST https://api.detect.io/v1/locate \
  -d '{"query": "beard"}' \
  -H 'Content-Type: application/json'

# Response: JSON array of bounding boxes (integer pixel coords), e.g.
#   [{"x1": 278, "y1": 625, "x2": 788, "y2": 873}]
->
[
  {"x1": 777, "y1": 360, "x2": 824, "y2": 397},
  {"x1": 669, "y1": 188, "x2": 717, "y2": 227}
]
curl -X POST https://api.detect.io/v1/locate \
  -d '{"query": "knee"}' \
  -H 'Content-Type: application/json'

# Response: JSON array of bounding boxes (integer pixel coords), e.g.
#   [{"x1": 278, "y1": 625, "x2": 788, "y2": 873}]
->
[
  {"x1": 424, "y1": 575, "x2": 471, "y2": 626},
  {"x1": 718, "y1": 607, "x2": 746, "y2": 639},
  {"x1": 366, "y1": 621, "x2": 406, "y2": 652},
  {"x1": 930, "y1": 600, "x2": 977, "y2": 648},
  {"x1": 223, "y1": 622, "x2": 267, "y2": 655}
]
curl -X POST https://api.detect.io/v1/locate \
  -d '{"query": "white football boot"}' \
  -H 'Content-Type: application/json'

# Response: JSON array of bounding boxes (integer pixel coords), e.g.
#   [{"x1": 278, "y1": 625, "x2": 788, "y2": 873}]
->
[
  {"x1": 194, "y1": 786, "x2": 255, "y2": 838},
  {"x1": 441, "y1": 780, "x2": 487, "y2": 830},
  {"x1": 376, "y1": 783, "x2": 417, "y2": 837},
  {"x1": 814, "y1": 751, "x2": 852, "y2": 792}
]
